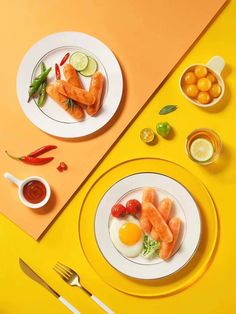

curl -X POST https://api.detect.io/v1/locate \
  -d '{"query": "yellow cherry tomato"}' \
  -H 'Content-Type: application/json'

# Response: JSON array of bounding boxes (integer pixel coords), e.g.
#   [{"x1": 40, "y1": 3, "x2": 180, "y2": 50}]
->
[
  {"x1": 194, "y1": 65, "x2": 208, "y2": 78},
  {"x1": 183, "y1": 71, "x2": 197, "y2": 84},
  {"x1": 197, "y1": 78, "x2": 212, "y2": 92},
  {"x1": 207, "y1": 72, "x2": 217, "y2": 83},
  {"x1": 185, "y1": 84, "x2": 199, "y2": 98},
  {"x1": 197, "y1": 91, "x2": 211, "y2": 104},
  {"x1": 209, "y1": 83, "x2": 222, "y2": 98}
]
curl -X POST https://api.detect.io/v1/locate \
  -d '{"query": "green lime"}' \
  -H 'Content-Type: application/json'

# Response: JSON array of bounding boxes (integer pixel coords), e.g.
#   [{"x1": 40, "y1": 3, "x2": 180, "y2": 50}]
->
[
  {"x1": 69, "y1": 52, "x2": 88, "y2": 71},
  {"x1": 140, "y1": 128, "x2": 155, "y2": 143},
  {"x1": 190, "y1": 138, "x2": 214, "y2": 162},
  {"x1": 79, "y1": 56, "x2": 98, "y2": 77},
  {"x1": 156, "y1": 122, "x2": 171, "y2": 137}
]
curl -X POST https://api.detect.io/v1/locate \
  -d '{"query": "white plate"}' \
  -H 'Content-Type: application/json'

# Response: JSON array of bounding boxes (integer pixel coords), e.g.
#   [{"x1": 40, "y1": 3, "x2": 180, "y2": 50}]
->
[
  {"x1": 16, "y1": 32, "x2": 123, "y2": 138},
  {"x1": 95, "y1": 173, "x2": 201, "y2": 279}
]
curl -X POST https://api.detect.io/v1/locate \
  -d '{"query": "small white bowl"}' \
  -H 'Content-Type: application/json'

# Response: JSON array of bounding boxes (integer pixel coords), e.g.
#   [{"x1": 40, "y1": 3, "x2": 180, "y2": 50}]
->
[
  {"x1": 4, "y1": 172, "x2": 51, "y2": 209},
  {"x1": 180, "y1": 56, "x2": 225, "y2": 108}
]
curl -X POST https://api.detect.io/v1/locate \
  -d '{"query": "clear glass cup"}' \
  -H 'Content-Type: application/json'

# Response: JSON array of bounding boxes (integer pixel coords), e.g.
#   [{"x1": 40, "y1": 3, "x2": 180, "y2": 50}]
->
[{"x1": 185, "y1": 128, "x2": 222, "y2": 165}]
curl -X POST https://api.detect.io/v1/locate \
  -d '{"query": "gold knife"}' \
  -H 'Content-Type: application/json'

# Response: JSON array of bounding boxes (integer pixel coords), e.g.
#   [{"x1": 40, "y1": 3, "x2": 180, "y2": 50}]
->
[{"x1": 19, "y1": 258, "x2": 80, "y2": 314}]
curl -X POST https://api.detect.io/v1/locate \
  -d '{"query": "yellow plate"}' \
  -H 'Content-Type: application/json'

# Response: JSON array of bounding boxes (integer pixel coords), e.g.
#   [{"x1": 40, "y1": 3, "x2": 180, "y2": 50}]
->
[{"x1": 78, "y1": 158, "x2": 218, "y2": 297}]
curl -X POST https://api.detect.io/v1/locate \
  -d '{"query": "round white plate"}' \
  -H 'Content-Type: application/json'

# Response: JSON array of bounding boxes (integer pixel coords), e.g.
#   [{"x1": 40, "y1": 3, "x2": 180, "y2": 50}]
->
[
  {"x1": 16, "y1": 32, "x2": 123, "y2": 138},
  {"x1": 95, "y1": 172, "x2": 201, "y2": 279}
]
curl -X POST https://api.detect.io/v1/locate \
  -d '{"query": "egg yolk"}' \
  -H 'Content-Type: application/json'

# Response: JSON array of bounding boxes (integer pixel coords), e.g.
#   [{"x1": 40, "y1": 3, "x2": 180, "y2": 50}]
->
[{"x1": 119, "y1": 223, "x2": 142, "y2": 245}]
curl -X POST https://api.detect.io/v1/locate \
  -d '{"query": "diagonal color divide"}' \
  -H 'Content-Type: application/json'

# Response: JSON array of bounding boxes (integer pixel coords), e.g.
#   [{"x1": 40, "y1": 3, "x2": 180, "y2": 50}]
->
[{"x1": 0, "y1": 0, "x2": 227, "y2": 239}]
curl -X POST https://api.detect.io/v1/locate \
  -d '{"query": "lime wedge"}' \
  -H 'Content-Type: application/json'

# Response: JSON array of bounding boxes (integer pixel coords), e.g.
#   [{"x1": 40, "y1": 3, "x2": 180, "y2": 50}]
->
[
  {"x1": 190, "y1": 138, "x2": 214, "y2": 162},
  {"x1": 79, "y1": 56, "x2": 98, "y2": 77},
  {"x1": 140, "y1": 128, "x2": 155, "y2": 143},
  {"x1": 69, "y1": 52, "x2": 88, "y2": 71}
]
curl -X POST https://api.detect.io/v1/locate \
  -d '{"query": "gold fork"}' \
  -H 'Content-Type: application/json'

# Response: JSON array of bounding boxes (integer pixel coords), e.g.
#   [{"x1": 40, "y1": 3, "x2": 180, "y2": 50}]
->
[{"x1": 53, "y1": 262, "x2": 114, "y2": 314}]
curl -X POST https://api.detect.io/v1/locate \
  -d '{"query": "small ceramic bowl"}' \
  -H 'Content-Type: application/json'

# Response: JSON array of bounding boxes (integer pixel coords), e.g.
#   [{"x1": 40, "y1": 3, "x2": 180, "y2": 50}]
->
[
  {"x1": 4, "y1": 172, "x2": 51, "y2": 209},
  {"x1": 180, "y1": 56, "x2": 225, "y2": 108}
]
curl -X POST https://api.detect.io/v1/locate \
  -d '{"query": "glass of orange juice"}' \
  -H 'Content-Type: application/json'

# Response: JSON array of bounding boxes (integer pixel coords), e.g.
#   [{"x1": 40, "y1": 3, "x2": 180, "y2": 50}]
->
[{"x1": 185, "y1": 128, "x2": 222, "y2": 165}]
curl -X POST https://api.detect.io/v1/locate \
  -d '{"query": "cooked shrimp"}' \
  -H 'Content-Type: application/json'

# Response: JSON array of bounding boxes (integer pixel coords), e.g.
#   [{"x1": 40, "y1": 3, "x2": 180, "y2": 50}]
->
[{"x1": 159, "y1": 217, "x2": 181, "y2": 260}]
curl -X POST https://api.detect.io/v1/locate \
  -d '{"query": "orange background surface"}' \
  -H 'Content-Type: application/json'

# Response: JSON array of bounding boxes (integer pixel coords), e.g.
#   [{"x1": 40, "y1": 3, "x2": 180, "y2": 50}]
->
[{"x1": 0, "y1": 0, "x2": 226, "y2": 239}]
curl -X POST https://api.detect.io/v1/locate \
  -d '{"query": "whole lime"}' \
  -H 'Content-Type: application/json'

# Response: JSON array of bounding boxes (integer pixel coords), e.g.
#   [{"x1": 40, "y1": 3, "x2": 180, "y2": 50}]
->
[{"x1": 156, "y1": 122, "x2": 171, "y2": 137}]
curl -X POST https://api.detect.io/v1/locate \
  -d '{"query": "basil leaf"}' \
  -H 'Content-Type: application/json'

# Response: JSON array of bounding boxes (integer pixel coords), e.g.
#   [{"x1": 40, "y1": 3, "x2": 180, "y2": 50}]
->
[{"x1": 159, "y1": 105, "x2": 177, "y2": 115}]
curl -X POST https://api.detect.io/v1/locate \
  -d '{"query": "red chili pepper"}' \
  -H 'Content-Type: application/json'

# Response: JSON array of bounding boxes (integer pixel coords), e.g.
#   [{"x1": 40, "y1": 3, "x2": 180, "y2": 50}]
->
[
  {"x1": 57, "y1": 161, "x2": 68, "y2": 172},
  {"x1": 60, "y1": 53, "x2": 70, "y2": 66},
  {"x1": 55, "y1": 63, "x2": 61, "y2": 80},
  {"x1": 5, "y1": 151, "x2": 54, "y2": 165},
  {"x1": 57, "y1": 165, "x2": 63, "y2": 172},
  {"x1": 60, "y1": 162, "x2": 67, "y2": 170},
  {"x1": 28, "y1": 145, "x2": 57, "y2": 157}
]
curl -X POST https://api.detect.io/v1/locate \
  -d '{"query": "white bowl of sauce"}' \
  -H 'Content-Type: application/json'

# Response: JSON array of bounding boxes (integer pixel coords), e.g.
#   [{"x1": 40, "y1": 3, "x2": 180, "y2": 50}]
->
[{"x1": 4, "y1": 172, "x2": 51, "y2": 209}]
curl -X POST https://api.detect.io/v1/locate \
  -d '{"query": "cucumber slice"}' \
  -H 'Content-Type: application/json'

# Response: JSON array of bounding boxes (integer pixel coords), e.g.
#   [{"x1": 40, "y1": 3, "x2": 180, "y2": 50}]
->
[
  {"x1": 69, "y1": 52, "x2": 88, "y2": 71},
  {"x1": 79, "y1": 56, "x2": 98, "y2": 77}
]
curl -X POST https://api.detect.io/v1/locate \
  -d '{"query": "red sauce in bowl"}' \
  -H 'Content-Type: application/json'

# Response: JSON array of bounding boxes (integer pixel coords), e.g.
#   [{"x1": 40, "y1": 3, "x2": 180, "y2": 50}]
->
[{"x1": 23, "y1": 180, "x2": 46, "y2": 204}]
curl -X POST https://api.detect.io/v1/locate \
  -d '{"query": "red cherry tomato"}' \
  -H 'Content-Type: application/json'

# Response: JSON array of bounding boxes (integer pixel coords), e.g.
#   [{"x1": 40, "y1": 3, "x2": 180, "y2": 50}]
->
[
  {"x1": 111, "y1": 204, "x2": 126, "y2": 218},
  {"x1": 126, "y1": 199, "x2": 141, "y2": 216}
]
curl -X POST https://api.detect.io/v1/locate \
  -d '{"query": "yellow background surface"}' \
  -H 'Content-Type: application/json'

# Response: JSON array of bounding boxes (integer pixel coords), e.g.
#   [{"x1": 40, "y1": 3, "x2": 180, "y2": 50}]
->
[{"x1": 0, "y1": 1, "x2": 236, "y2": 314}]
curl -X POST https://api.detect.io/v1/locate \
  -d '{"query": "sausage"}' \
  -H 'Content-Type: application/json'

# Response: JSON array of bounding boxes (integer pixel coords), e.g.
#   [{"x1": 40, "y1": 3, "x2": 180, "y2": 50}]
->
[
  {"x1": 63, "y1": 63, "x2": 86, "y2": 109},
  {"x1": 142, "y1": 188, "x2": 160, "y2": 240},
  {"x1": 143, "y1": 202, "x2": 173, "y2": 243},
  {"x1": 158, "y1": 198, "x2": 172, "y2": 222},
  {"x1": 46, "y1": 83, "x2": 84, "y2": 121},
  {"x1": 150, "y1": 198, "x2": 172, "y2": 240},
  {"x1": 142, "y1": 188, "x2": 158, "y2": 207},
  {"x1": 140, "y1": 188, "x2": 157, "y2": 234},
  {"x1": 63, "y1": 64, "x2": 84, "y2": 89},
  {"x1": 140, "y1": 206, "x2": 152, "y2": 234},
  {"x1": 150, "y1": 228, "x2": 159, "y2": 241},
  {"x1": 159, "y1": 217, "x2": 181, "y2": 260},
  {"x1": 86, "y1": 72, "x2": 104, "y2": 116},
  {"x1": 55, "y1": 80, "x2": 95, "y2": 106}
]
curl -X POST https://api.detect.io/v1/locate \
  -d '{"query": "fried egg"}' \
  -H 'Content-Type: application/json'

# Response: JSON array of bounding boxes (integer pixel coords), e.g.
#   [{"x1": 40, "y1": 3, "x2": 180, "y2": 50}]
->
[{"x1": 109, "y1": 215, "x2": 144, "y2": 258}]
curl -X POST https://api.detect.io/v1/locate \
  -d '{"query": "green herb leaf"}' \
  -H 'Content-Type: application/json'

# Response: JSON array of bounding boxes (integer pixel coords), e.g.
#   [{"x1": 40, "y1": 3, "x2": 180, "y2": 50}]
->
[
  {"x1": 142, "y1": 235, "x2": 160, "y2": 258},
  {"x1": 159, "y1": 105, "x2": 177, "y2": 115},
  {"x1": 66, "y1": 98, "x2": 76, "y2": 111}
]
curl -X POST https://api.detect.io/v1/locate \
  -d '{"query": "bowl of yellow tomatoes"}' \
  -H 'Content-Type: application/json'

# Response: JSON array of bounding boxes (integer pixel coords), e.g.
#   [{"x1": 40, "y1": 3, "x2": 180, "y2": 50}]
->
[{"x1": 180, "y1": 56, "x2": 225, "y2": 107}]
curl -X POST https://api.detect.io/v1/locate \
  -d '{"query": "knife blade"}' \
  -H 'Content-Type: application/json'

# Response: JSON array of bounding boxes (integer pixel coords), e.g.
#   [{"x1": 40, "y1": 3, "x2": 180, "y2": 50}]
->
[{"x1": 19, "y1": 258, "x2": 80, "y2": 314}]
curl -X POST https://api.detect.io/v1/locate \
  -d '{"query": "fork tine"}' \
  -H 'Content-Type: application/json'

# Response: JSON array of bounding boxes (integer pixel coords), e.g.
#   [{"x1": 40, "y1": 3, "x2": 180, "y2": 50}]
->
[
  {"x1": 56, "y1": 261, "x2": 74, "y2": 274},
  {"x1": 53, "y1": 264, "x2": 71, "y2": 280},
  {"x1": 55, "y1": 262, "x2": 73, "y2": 276},
  {"x1": 53, "y1": 266, "x2": 68, "y2": 282}
]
